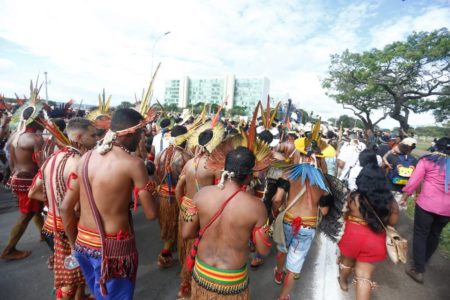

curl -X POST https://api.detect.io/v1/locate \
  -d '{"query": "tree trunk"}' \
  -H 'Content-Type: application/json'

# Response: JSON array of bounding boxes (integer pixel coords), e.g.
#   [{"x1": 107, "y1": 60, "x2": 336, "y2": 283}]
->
[{"x1": 389, "y1": 97, "x2": 410, "y2": 133}]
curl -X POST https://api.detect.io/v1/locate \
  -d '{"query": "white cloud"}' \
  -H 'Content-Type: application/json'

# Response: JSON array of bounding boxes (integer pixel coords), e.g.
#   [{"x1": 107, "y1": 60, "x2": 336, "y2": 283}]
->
[
  {"x1": 369, "y1": 6, "x2": 450, "y2": 48},
  {"x1": 0, "y1": 0, "x2": 448, "y2": 128},
  {"x1": 0, "y1": 58, "x2": 15, "y2": 71}
]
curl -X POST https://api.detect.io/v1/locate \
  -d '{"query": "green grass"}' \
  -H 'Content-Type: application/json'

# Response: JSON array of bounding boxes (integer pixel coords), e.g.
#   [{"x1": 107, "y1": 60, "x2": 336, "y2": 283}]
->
[
  {"x1": 415, "y1": 141, "x2": 430, "y2": 152},
  {"x1": 406, "y1": 196, "x2": 450, "y2": 259}
]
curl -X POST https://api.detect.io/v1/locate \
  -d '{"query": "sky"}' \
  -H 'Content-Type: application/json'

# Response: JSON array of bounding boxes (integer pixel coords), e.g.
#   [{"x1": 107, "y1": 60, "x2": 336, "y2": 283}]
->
[{"x1": 0, "y1": 0, "x2": 449, "y2": 129}]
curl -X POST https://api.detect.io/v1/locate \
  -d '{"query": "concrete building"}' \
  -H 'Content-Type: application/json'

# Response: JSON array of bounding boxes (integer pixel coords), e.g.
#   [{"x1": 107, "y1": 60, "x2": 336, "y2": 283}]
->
[{"x1": 164, "y1": 75, "x2": 269, "y2": 113}]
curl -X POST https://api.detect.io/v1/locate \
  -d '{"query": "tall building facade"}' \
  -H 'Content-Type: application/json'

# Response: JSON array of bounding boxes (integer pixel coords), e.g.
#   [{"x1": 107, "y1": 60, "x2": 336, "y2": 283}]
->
[{"x1": 164, "y1": 75, "x2": 269, "y2": 113}]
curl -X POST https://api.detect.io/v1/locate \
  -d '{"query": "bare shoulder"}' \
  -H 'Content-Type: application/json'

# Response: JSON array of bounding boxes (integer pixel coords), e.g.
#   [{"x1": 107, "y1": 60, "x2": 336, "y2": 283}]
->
[
  {"x1": 194, "y1": 185, "x2": 216, "y2": 203},
  {"x1": 245, "y1": 193, "x2": 266, "y2": 211}
]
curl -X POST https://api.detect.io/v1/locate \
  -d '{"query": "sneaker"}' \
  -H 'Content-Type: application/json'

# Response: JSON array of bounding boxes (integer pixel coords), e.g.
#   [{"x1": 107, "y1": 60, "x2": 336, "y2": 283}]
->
[
  {"x1": 405, "y1": 268, "x2": 424, "y2": 284},
  {"x1": 274, "y1": 267, "x2": 283, "y2": 285}
]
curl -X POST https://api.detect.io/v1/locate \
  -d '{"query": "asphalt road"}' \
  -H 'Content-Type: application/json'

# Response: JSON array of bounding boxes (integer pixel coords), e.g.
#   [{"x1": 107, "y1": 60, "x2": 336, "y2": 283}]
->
[{"x1": 1, "y1": 186, "x2": 449, "y2": 300}]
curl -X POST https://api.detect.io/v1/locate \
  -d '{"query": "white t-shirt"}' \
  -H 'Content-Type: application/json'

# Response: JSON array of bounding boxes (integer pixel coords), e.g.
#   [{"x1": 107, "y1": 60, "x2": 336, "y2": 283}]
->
[
  {"x1": 338, "y1": 141, "x2": 366, "y2": 181},
  {"x1": 152, "y1": 132, "x2": 170, "y2": 157},
  {"x1": 347, "y1": 155, "x2": 382, "y2": 191}
]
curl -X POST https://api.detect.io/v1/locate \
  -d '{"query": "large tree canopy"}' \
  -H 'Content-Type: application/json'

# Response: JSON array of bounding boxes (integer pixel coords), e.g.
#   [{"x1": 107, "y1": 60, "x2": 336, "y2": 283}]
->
[{"x1": 322, "y1": 28, "x2": 450, "y2": 132}]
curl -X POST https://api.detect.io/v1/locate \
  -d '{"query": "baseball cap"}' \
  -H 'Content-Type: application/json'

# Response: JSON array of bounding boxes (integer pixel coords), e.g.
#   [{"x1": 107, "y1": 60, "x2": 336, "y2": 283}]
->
[{"x1": 400, "y1": 137, "x2": 417, "y2": 146}]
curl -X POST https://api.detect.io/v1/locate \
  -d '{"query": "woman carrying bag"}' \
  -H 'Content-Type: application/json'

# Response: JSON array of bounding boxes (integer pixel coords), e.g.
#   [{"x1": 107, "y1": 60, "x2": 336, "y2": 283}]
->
[{"x1": 337, "y1": 161, "x2": 400, "y2": 300}]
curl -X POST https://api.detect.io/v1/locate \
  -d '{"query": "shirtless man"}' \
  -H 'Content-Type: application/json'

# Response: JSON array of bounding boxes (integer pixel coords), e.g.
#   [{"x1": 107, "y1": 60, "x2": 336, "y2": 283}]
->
[
  {"x1": 29, "y1": 118, "x2": 97, "y2": 299},
  {"x1": 60, "y1": 108, "x2": 159, "y2": 299},
  {"x1": 272, "y1": 148, "x2": 331, "y2": 300},
  {"x1": 155, "y1": 125, "x2": 192, "y2": 268},
  {"x1": 1, "y1": 107, "x2": 44, "y2": 260},
  {"x1": 182, "y1": 147, "x2": 271, "y2": 299},
  {"x1": 175, "y1": 129, "x2": 221, "y2": 298}
]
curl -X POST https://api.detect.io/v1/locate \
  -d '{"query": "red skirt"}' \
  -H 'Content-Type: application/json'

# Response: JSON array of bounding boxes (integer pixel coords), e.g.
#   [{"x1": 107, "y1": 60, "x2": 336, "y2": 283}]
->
[{"x1": 338, "y1": 221, "x2": 386, "y2": 263}]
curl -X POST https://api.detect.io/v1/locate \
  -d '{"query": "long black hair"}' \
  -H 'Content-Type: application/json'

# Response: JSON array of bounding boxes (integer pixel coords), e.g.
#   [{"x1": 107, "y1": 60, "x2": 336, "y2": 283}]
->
[{"x1": 355, "y1": 162, "x2": 394, "y2": 232}]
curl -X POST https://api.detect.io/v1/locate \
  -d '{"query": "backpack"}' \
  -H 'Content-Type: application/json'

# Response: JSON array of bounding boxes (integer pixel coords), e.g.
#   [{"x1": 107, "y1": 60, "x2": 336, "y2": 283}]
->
[{"x1": 389, "y1": 155, "x2": 415, "y2": 186}]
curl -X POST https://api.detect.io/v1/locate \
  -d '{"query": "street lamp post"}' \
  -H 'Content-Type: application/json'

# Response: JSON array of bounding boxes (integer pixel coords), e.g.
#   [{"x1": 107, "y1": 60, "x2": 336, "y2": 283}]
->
[
  {"x1": 44, "y1": 71, "x2": 49, "y2": 101},
  {"x1": 150, "y1": 31, "x2": 171, "y2": 76}
]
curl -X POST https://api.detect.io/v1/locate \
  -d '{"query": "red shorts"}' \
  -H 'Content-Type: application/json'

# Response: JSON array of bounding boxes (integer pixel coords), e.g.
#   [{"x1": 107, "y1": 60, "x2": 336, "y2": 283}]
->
[
  {"x1": 338, "y1": 221, "x2": 386, "y2": 263},
  {"x1": 17, "y1": 191, "x2": 42, "y2": 214}
]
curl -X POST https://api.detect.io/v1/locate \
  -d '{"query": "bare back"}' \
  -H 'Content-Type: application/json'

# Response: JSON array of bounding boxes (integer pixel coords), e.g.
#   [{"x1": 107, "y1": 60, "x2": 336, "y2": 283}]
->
[
  {"x1": 78, "y1": 148, "x2": 141, "y2": 234},
  {"x1": 10, "y1": 132, "x2": 43, "y2": 175},
  {"x1": 183, "y1": 154, "x2": 218, "y2": 199},
  {"x1": 155, "y1": 145, "x2": 192, "y2": 186},
  {"x1": 286, "y1": 178, "x2": 325, "y2": 217},
  {"x1": 195, "y1": 185, "x2": 267, "y2": 270},
  {"x1": 43, "y1": 151, "x2": 80, "y2": 216}
]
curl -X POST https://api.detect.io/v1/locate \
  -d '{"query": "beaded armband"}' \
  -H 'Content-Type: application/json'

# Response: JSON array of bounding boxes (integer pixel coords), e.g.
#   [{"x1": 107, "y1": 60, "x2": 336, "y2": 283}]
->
[{"x1": 180, "y1": 197, "x2": 199, "y2": 222}]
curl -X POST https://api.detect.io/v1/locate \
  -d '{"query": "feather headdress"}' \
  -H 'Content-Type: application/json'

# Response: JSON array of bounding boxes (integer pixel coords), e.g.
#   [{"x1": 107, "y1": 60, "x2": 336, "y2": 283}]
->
[
  {"x1": 259, "y1": 96, "x2": 281, "y2": 129},
  {"x1": 10, "y1": 76, "x2": 46, "y2": 132},
  {"x1": 37, "y1": 116, "x2": 72, "y2": 147},
  {"x1": 207, "y1": 101, "x2": 273, "y2": 172},
  {"x1": 48, "y1": 99, "x2": 74, "y2": 118},
  {"x1": 176, "y1": 103, "x2": 208, "y2": 148},
  {"x1": 86, "y1": 89, "x2": 112, "y2": 125},
  {"x1": 294, "y1": 119, "x2": 336, "y2": 158},
  {"x1": 0, "y1": 95, "x2": 12, "y2": 111},
  {"x1": 185, "y1": 104, "x2": 225, "y2": 153},
  {"x1": 137, "y1": 63, "x2": 161, "y2": 118}
]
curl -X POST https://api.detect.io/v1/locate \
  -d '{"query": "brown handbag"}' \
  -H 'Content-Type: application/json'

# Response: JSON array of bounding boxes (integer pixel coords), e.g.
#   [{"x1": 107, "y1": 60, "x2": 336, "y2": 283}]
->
[
  {"x1": 82, "y1": 151, "x2": 138, "y2": 296},
  {"x1": 362, "y1": 197, "x2": 407, "y2": 264}
]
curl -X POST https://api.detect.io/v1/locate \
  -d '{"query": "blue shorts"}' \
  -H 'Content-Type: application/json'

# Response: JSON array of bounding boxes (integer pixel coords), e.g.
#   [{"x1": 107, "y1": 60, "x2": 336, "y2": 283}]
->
[
  {"x1": 75, "y1": 251, "x2": 135, "y2": 300},
  {"x1": 277, "y1": 223, "x2": 316, "y2": 274}
]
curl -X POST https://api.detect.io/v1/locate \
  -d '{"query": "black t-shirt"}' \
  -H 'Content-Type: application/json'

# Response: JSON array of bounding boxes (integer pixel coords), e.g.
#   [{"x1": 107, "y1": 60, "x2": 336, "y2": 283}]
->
[
  {"x1": 377, "y1": 144, "x2": 390, "y2": 158},
  {"x1": 386, "y1": 153, "x2": 418, "y2": 192}
]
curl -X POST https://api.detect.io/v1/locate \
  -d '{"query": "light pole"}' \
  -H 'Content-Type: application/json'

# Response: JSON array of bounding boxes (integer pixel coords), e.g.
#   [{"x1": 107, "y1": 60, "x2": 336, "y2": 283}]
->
[
  {"x1": 150, "y1": 31, "x2": 171, "y2": 76},
  {"x1": 44, "y1": 71, "x2": 49, "y2": 101}
]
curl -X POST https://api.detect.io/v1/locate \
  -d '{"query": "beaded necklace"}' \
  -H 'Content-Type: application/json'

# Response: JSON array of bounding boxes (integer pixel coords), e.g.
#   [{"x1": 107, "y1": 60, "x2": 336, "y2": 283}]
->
[{"x1": 112, "y1": 142, "x2": 131, "y2": 154}]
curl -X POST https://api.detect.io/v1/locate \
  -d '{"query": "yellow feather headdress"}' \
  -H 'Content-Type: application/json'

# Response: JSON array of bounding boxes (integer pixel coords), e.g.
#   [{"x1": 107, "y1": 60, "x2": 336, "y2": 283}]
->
[
  {"x1": 86, "y1": 88, "x2": 112, "y2": 123},
  {"x1": 294, "y1": 119, "x2": 336, "y2": 158}
]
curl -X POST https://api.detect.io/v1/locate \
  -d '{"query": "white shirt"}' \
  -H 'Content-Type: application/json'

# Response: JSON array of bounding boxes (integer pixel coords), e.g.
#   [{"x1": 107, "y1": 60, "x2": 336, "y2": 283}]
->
[
  {"x1": 347, "y1": 155, "x2": 383, "y2": 191},
  {"x1": 153, "y1": 132, "x2": 170, "y2": 157},
  {"x1": 338, "y1": 141, "x2": 366, "y2": 181}
]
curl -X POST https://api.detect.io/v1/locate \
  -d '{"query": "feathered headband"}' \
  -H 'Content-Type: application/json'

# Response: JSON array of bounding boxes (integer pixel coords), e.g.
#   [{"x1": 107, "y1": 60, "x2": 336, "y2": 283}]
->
[
  {"x1": 294, "y1": 119, "x2": 336, "y2": 158},
  {"x1": 10, "y1": 77, "x2": 46, "y2": 133},
  {"x1": 97, "y1": 107, "x2": 157, "y2": 155},
  {"x1": 185, "y1": 104, "x2": 225, "y2": 152},
  {"x1": 207, "y1": 101, "x2": 273, "y2": 172},
  {"x1": 86, "y1": 89, "x2": 112, "y2": 129}
]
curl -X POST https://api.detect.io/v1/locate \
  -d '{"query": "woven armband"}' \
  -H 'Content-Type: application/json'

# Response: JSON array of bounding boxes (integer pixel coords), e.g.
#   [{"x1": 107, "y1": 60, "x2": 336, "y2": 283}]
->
[
  {"x1": 277, "y1": 178, "x2": 290, "y2": 192},
  {"x1": 319, "y1": 194, "x2": 334, "y2": 207},
  {"x1": 180, "y1": 197, "x2": 199, "y2": 222}
]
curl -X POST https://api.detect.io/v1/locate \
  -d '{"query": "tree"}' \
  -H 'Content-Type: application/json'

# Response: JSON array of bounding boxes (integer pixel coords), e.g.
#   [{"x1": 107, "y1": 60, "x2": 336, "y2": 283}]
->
[
  {"x1": 336, "y1": 114, "x2": 364, "y2": 129},
  {"x1": 164, "y1": 103, "x2": 180, "y2": 113},
  {"x1": 327, "y1": 117, "x2": 338, "y2": 126},
  {"x1": 323, "y1": 28, "x2": 450, "y2": 132},
  {"x1": 228, "y1": 105, "x2": 247, "y2": 116},
  {"x1": 423, "y1": 86, "x2": 450, "y2": 123}
]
